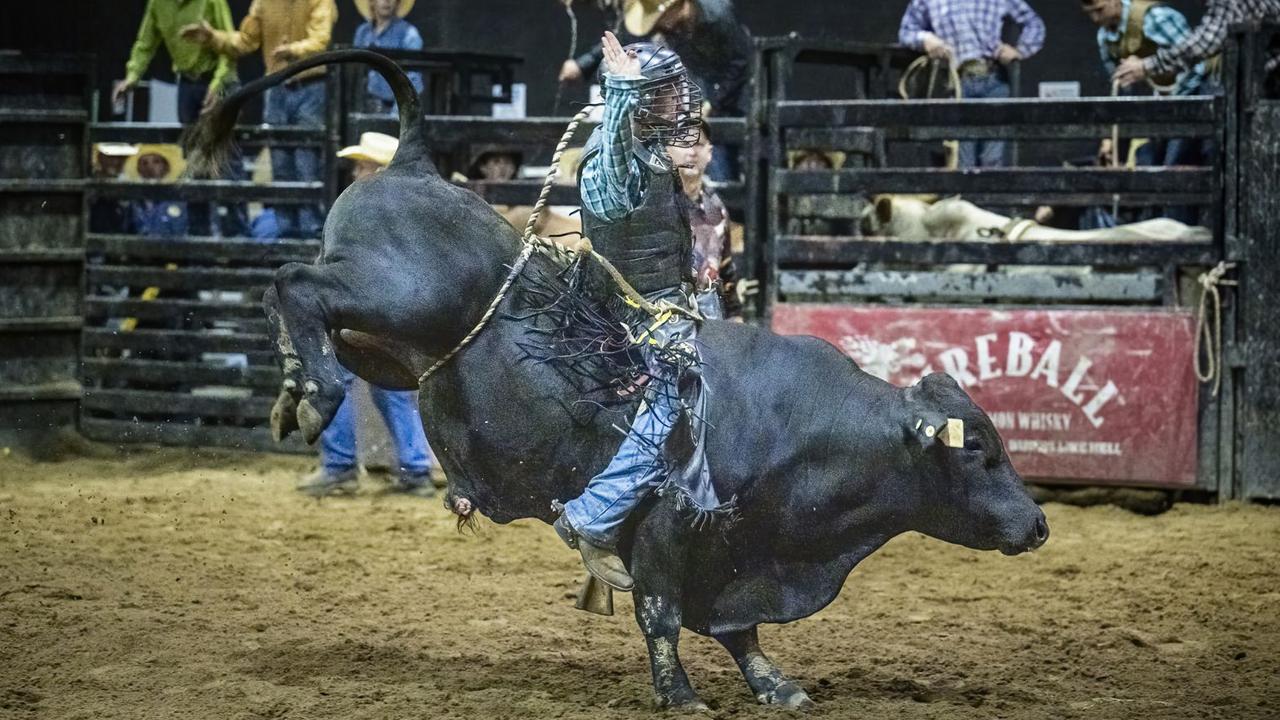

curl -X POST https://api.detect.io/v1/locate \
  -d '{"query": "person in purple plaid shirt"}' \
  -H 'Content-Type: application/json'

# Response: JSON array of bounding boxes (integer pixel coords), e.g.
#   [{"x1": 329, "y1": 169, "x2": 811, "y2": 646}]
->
[{"x1": 898, "y1": 0, "x2": 1045, "y2": 168}]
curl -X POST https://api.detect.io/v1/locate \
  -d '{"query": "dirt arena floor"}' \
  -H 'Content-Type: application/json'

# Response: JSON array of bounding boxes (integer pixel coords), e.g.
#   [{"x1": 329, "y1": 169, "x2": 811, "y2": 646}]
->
[{"x1": 1, "y1": 446, "x2": 1277, "y2": 720}]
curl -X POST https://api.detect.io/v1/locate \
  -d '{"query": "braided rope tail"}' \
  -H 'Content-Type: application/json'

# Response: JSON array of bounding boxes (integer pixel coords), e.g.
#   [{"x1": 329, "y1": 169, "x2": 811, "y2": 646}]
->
[{"x1": 418, "y1": 107, "x2": 593, "y2": 385}]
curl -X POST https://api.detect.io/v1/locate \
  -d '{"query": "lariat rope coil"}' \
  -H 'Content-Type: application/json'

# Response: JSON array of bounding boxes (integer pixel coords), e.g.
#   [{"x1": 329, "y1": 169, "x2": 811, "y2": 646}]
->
[
  {"x1": 1194, "y1": 261, "x2": 1236, "y2": 397},
  {"x1": 419, "y1": 104, "x2": 695, "y2": 385},
  {"x1": 899, "y1": 55, "x2": 961, "y2": 170}
]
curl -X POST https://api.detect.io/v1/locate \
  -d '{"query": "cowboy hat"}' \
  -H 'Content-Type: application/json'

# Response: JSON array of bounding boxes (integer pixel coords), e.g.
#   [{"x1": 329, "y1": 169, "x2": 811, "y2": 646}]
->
[
  {"x1": 624, "y1": 0, "x2": 687, "y2": 36},
  {"x1": 353, "y1": 0, "x2": 416, "y2": 20},
  {"x1": 124, "y1": 143, "x2": 187, "y2": 182},
  {"x1": 95, "y1": 142, "x2": 139, "y2": 157},
  {"x1": 467, "y1": 144, "x2": 524, "y2": 177},
  {"x1": 337, "y1": 132, "x2": 399, "y2": 166}
]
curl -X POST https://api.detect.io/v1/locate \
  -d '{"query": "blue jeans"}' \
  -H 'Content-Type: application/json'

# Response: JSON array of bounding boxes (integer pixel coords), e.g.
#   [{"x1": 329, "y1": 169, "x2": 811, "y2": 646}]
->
[
  {"x1": 1079, "y1": 136, "x2": 1211, "y2": 229},
  {"x1": 320, "y1": 368, "x2": 432, "y2": 476},
  {"x1": 958, "y1": 72, "x2": 1011, "y2": 168},
  {"x1": 264, "y1": 81, "x2": 325, "y2": 239},
  {"x1": 563, "y1": 371, "x2": 682, "y2": 548}
]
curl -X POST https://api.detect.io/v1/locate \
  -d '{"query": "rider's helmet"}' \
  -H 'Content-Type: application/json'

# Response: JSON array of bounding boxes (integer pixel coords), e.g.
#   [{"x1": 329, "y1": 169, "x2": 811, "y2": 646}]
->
[{"x1": 605, "y1": 43, "x2": 703, "y2": 153}]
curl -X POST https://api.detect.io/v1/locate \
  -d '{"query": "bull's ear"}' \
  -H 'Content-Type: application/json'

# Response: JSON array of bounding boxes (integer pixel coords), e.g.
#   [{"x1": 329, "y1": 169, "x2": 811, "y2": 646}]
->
[
  {"x1": 905, "y1": 412, "x2": 946, "y2": 447},
  {"x1": 905, "y1": 414, "x2": 965, "y2": 450}
]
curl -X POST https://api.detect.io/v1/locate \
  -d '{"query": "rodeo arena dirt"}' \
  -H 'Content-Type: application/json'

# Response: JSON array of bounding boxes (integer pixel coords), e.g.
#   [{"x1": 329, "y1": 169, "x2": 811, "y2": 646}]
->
[{"x1": 3, "y1": 0, "x2": 1280, "y2": 718}]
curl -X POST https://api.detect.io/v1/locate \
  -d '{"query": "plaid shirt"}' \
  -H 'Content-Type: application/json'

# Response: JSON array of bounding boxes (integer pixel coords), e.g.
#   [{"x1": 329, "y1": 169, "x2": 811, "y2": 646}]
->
[
  {"x1": 1144, "y1": 0, "x2": 1280, "y2": 77},
  {"x1": 898, "y1": 0, "x2": 1045, "y2": 65},
  {"x1": 580, "y1": 74, "x2": 648, "y2": 222},
  {"x1": 1099, "y1": 0, "x2": 1208, "y2": 95}
]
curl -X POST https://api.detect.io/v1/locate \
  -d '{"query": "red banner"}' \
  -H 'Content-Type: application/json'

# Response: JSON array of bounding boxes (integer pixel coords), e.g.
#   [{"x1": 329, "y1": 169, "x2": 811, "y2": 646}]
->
[{"x1": 772, "y1": 305, "x2": 1199, "y2": 487}]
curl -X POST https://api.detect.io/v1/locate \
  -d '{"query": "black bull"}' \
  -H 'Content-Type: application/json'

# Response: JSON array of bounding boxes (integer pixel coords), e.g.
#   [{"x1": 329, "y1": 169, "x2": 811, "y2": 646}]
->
[{"x1": 190, "y1": 50, "x2": 1049, "y2": 710}]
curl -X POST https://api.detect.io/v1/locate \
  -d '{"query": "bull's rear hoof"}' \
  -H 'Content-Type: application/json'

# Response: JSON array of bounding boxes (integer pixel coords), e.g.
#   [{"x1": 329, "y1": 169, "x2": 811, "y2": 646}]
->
[
  {"x1": 763, "y1": 683, "x2": 813, "y2": 710},
  {"x1": 270, "y1": 390, "x2": 299, "y2": 442},
  {"x1": 296, "y1": 398, "x2": 325, "y2": 444}
]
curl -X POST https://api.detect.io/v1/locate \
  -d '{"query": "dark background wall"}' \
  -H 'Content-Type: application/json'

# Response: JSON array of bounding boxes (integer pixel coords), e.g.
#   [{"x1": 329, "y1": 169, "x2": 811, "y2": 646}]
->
[{"x1": 2, "y1": 0, "x2": 1204, "y2": 118}]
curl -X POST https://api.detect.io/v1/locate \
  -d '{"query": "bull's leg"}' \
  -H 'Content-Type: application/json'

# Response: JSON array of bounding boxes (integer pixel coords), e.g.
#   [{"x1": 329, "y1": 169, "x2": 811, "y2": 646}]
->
[
  {"x1": 263, "y1": 285, "x2": 301, "y2": 442},
  {"x1": 267, "y1": 262, "x2": 356, "y2": 443},
  {"x1": 630, "y1": 507, "x2": 707, "y2": 712},
  {"x1": 714, "y1": 627, "x2": 813, "y2": 709}
]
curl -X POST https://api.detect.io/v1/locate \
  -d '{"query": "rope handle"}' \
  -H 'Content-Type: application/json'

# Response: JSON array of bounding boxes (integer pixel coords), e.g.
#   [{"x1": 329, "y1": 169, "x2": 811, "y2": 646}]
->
[
  {"x1": 1194, "y1": 261, "x2": 1237, "y2": 397},
  {"x1": 899, "y1": 56, "x2": 962, "y2": 170}
]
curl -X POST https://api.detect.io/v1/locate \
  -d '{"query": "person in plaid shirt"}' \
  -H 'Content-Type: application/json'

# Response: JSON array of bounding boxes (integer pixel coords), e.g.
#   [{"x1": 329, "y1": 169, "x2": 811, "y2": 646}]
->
[
  {"x1": 555, "y1": 32, "x2": 714, "y2": 593},
  {"x1": 898, "y1": 0, "x2": 1045, "y2": 168},
  {"x1": 1113, "y1": 0, "x2": 1280, "y2": 87}
]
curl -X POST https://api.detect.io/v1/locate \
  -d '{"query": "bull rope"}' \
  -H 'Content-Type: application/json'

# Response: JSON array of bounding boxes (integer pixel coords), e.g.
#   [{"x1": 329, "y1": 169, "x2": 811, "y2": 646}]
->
[
  {"x1": 1194, "y1": 261, "x2": 1236, "y2": 397},
  {"x1": 418, "y1": 107, "x2": 697, "y2": 385}
]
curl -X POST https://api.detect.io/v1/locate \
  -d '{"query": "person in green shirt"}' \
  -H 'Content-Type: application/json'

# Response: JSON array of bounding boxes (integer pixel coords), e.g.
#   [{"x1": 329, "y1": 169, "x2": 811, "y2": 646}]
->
[{"x1": 114, "y1": 0, "x2": 238, "y2": 122}]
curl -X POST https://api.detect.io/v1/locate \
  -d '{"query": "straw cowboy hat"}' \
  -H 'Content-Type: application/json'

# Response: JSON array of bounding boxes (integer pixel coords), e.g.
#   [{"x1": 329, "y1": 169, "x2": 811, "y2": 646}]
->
[
  {"x1": 337, "y1": 132, "x2": 399, "y2": 166},
  {"x1": 353, "y1": 0, "x2": 416, "y2": 20},
  {"x1": 124, "y1": 143, "x2": 187, "y2": 182},
  {"x1": 624, "y1": 0, "x2": 687, "y2": 36}
]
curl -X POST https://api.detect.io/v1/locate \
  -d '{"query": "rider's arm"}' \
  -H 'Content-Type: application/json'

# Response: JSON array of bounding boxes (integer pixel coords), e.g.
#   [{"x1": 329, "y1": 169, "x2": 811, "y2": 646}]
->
[{"x1": 580, "y1": 73, "x2": 647, "y2": 222}]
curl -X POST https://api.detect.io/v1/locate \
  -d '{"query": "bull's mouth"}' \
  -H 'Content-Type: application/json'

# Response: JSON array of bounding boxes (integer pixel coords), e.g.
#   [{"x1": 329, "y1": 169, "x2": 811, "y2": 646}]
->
[{"x1": 999, "y1": 520, "x2": 1050, "y2": 555}]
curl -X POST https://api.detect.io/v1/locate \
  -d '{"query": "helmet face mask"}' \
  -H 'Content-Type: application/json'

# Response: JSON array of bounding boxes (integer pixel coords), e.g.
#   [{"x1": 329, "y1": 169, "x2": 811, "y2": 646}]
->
[
  {"x1": 603, "y1": 42, "x2": 705, "y2": 151},
  {"x1": 634, "y1": 75, "x2": 703, "y2": 148}
]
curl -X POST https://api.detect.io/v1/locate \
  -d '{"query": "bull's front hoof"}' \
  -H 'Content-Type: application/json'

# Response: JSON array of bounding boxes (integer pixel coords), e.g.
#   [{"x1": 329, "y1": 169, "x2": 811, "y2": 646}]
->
[
  {"x1": 655, "y1": 691, "x2": 710, "y2": 714},
  {"x1": 761, "y1": 683, "x2": 813, "y2": 710},
  {"x1": 296, "y1": 398, "x2": 326, "y2": 444},
  {"x1": 270, "y1": 390, "x2": 299, "y2": 442}
]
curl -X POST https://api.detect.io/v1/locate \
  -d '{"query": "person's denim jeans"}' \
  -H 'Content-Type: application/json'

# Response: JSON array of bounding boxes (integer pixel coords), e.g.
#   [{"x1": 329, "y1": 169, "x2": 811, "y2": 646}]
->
[
  {"x1": 958, "y1": 72, "x2": 1011, "y2": 169},
  {"x1": 320, "y1": 368, "x2": 432, "y2": 476},
  {"x1": 562, "y1": 371, "x2": 681, "y2": 548},
  {"x1": 264, "y1": 81, "x2": 325, "y2": 239}
]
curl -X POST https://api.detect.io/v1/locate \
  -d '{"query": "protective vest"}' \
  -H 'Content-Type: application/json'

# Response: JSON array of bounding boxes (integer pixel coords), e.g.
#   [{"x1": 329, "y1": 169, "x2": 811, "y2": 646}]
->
[
  {"x1": 579, "y1": 129, "x2": 693, "y2": 296},
  {"x1": 1104, "y1": 0, "x2": 1214, "y2": 89}
]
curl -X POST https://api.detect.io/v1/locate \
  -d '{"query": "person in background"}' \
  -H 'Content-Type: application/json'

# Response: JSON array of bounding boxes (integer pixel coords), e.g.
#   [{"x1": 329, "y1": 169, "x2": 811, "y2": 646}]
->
[
  {"x1": 353, "y1": 0, "x2": 425, "y2": 114},
  {"x1": 296, "y1": 131, "x2": 436, "y2": 498},
  {"x1": 117, "y1": 0, "x2": 248, "y2": 238},
  {"x1": 182, "y1": 0, "x2": 338, "y2": 240},
  {"x1": 1113, "y1": 0, "x2": 1280, "y2": 90},
  {"x1": 124, "y1": 144, "x2": 190, "y2": 237},
  {"x1": 667, "y1": 119, "x2": 743, "y2": 320},
  {"x1": 561, "y1": 0, "x2": 752, "y2": 181},
  {"x1": 90, "y1": 144, "x2": 139, "y2": 234},
  {"x1": 898, "y1": 0, "x2": 1045, "y2": 168},
  {"x1": 784, "y1": 148, "x2": 848, "y2": 237},
  {"x1": 468, "y1": 146, "x2": 523, "y2": 181},
  {"x1": 114, "y1": 0, "x2": 239, "y2": 121},
  {"x1": 1082, "y1": 0, "x2": 1211, "y2": 227}
]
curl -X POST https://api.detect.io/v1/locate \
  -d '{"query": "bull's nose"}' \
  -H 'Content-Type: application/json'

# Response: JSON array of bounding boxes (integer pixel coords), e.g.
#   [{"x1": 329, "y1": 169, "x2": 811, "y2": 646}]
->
[{"x1": 1031, "y1": 514, "x2": 1049, "y2": 548}]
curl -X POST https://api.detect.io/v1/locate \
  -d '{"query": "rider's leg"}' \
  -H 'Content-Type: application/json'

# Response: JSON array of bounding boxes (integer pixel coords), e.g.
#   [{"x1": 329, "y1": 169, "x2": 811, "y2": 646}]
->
[{"x1": 557, "y1": 372, "x2": 681, "y2": 590}]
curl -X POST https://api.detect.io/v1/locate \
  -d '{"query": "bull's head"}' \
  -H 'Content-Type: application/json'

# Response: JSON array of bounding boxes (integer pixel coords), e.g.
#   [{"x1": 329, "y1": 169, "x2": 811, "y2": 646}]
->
[{"x1": 899, "y1": 372, "x2": 1048, "y2": 556}]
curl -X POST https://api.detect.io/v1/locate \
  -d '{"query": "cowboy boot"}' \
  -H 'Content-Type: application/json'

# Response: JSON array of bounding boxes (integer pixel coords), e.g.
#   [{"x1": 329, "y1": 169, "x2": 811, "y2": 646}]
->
[{"x1": 553, "y1": 514, "x2": 634, "y2": 592}]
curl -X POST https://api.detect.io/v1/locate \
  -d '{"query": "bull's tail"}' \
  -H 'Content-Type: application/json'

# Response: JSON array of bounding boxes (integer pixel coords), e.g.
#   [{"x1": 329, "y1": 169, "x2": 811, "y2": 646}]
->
[{"x1": 184, "y1": 48, "x2": 433, "y2": 178}]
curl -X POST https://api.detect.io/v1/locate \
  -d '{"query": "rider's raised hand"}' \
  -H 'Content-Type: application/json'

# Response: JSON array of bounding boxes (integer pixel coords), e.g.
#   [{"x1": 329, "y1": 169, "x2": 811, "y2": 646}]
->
[{"x1": 601, "y1": 31, "x2": 642, "y2": 78}]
